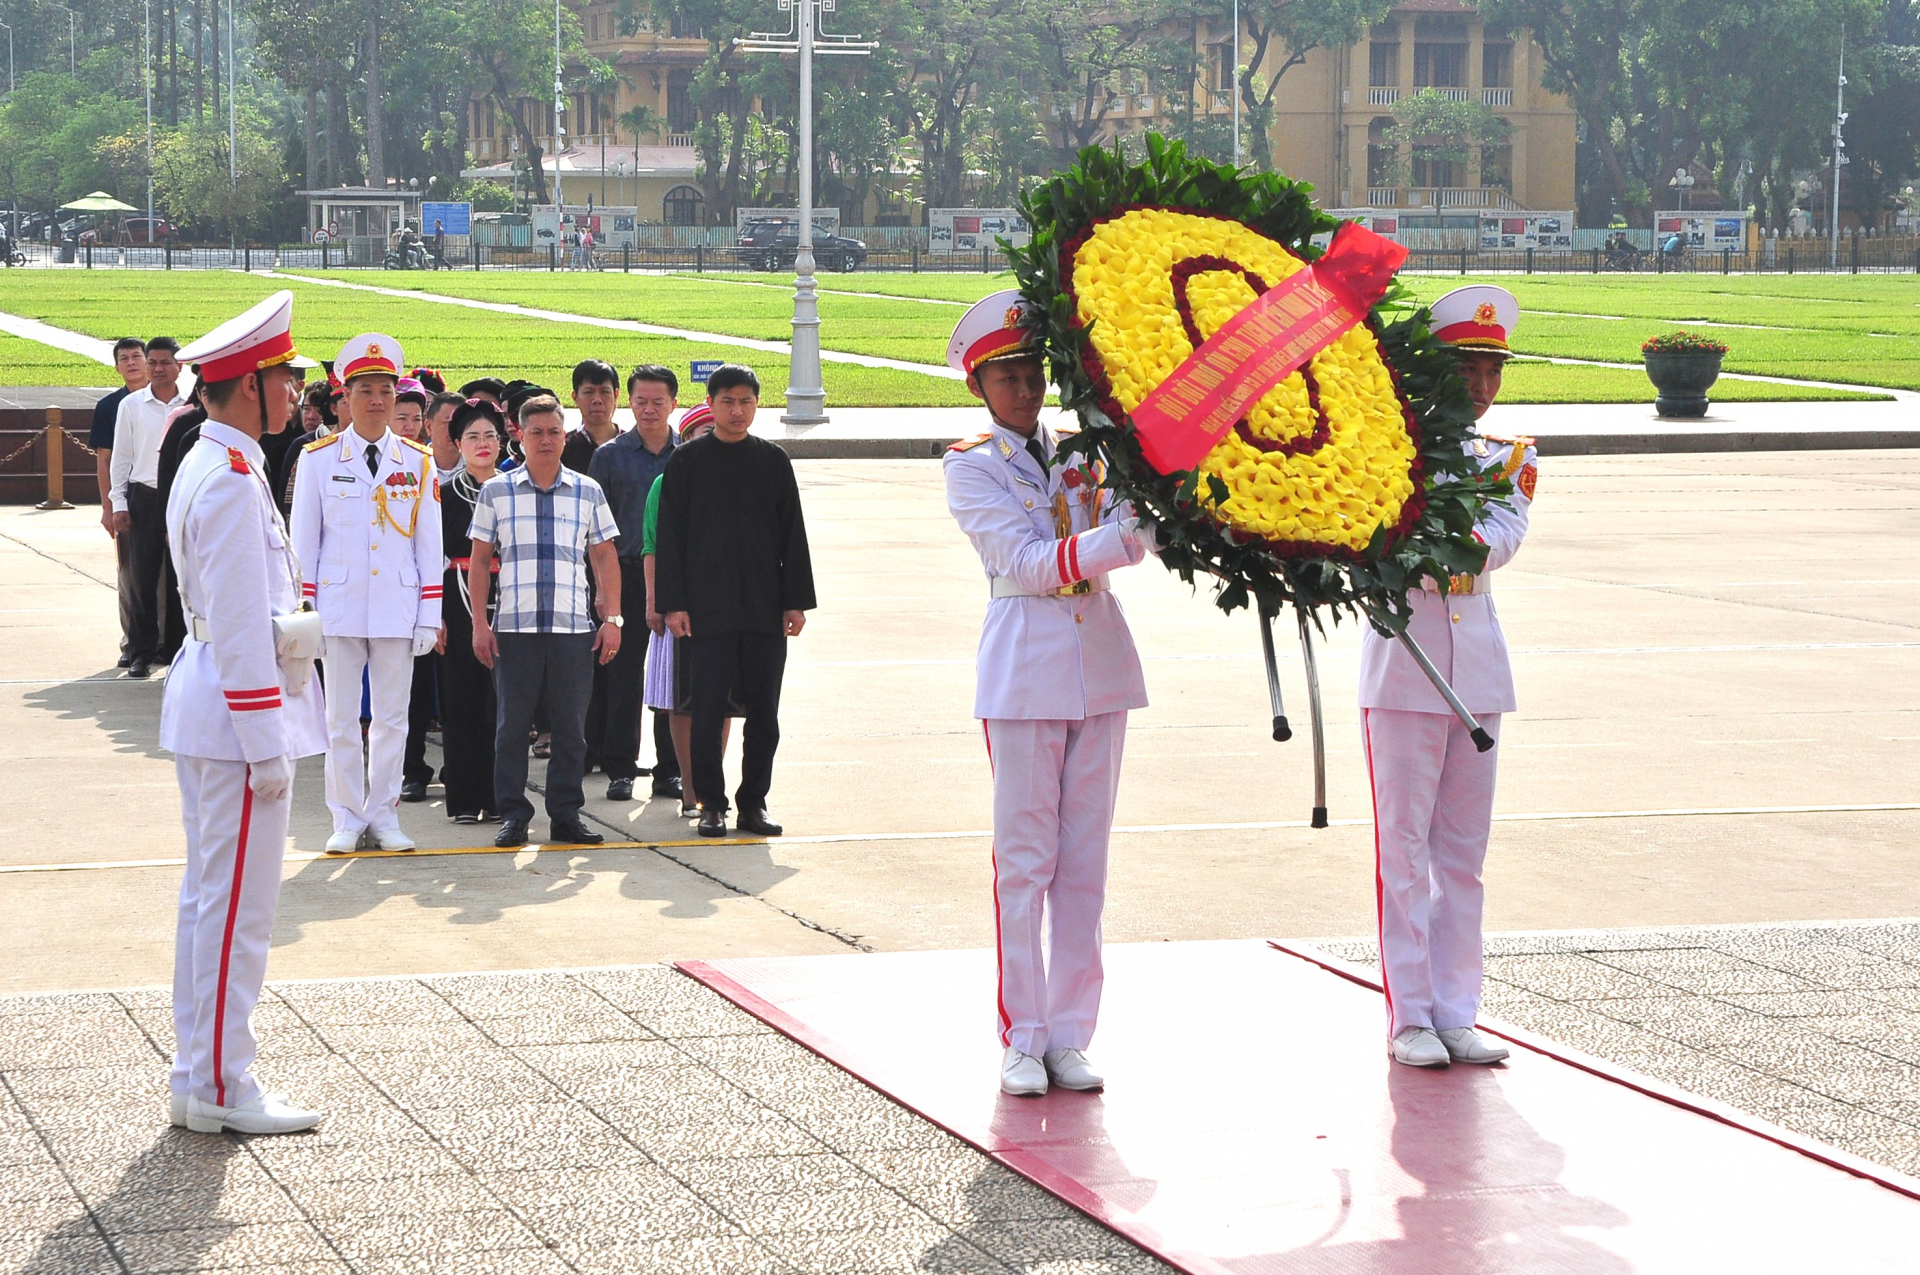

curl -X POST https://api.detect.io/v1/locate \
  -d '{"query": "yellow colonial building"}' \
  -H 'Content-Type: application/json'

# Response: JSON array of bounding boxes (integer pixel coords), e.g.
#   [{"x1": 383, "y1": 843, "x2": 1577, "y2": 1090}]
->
[{"x1": 465, "y1": 0, "x2": 1574, "y2": 226}]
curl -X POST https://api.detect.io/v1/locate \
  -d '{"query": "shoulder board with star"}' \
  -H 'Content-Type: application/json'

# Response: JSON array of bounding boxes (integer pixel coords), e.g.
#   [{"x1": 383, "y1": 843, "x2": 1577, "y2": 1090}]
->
[
  {"x1": 397, "y1": 435, "x2": 431, "y2": 455},
  {"x1": 947, "y1": 433, "x2": 992, "y2": 453},
  {"x1": 303, "y1": 431, "x2": 341, "y2": 453},
  {"x1": 1478, "y1": 433, "x2": 1536, "y2": 447},
  {"x1": 226, "y1": 447, "x2": 251, "y2": 475}
]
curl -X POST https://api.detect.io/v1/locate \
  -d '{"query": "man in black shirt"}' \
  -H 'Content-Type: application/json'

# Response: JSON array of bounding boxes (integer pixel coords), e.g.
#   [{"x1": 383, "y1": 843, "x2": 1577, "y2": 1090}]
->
[
  {"x1": 655, "y1": 365, "x2": 815, "y2": 838},
  {"x1": 564, "y1": 360, "x2": 623, "y2": 776},
  {"x1": 90, "y1": 338, "x2": 148, "y2": 667}
]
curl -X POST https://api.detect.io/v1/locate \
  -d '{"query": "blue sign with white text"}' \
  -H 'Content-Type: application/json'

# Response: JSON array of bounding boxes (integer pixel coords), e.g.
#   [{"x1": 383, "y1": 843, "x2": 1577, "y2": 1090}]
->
[
  {"x1": 421, "y1": 202, "x2": 472, "y2": 235},
  {"x1": 691, "y1": 360, "x2": 725, "y2": 384}
]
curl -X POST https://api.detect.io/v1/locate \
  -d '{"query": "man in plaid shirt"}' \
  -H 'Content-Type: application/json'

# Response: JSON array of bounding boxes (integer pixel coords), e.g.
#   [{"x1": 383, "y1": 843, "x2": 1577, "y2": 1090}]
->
[{"x1": 467, "y1": 395, "x2": 624, "y2": 848}]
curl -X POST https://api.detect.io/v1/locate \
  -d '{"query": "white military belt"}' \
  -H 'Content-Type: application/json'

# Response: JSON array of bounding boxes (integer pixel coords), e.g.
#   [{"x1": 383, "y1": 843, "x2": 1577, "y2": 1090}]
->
[{"x1": 990, "y1": 574, "x2": 1108, "y2": 599}]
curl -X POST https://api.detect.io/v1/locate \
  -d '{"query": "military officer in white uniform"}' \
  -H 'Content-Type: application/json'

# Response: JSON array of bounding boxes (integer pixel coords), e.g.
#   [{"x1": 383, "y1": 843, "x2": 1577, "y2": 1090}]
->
[
  {"x1": 1358, "y1": 284, "x2": 1538, "y2": 1069},
  {"x1": 290, "y1": 334, "x2": 444, "y2": 853},
  {"x1": 163, "y1": 291, "x2": 329, "y2": 1134},
  {"x1": 944, "y1": 292, "x2": 1157, "y2": 1097}
]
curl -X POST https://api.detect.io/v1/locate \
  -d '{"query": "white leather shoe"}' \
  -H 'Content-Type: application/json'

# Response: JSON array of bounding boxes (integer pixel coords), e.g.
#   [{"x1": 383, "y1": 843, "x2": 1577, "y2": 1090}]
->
[
  {"x1": 1000, "y1": 1048, "x2": 1048, "y2": 1097},
  {"x1": 1042, "y1": 1048, "x2": 1104, "y2": 1091},
  {"x1": 370, "y1": 827, "x2": 416, "y2": 852},
  {"x1": 324, "y1": 829, "x2": 361, "y2": 855},
  {"x1": 170, "y1": 1093, "x2": 187, "y2": 1127},
  {"x1": 1390, "y1": 1027, "x2": 1452, "y2": 1068},
  {"x1": 185, "y1": 1093, "x2": 321, "y2": 1135},
  {"x1": 1437, "y1": 1027, "x2": 1510, "y2": 1065}
]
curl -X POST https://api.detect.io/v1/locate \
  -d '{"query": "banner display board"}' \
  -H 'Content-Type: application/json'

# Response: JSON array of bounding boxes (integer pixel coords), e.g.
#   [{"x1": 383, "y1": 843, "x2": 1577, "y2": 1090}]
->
[
  {"x1": 1655, "y1": 211, "x2": 1749, "y2": 249},
  {"x1": 735, "y1": 207, "x2": 841, "y2": 236},
  {"x1": 420, "y1": 202, "x2": 472, "y2": 235},
  {"x1": 930, "y1": 208, "x2": 1032, "y2": 254},
  {"x1": 1477, "y1": 212, "x2": 1576, "y2": 250},
  {"x1": 532, "y1": 204, "x2": 639, "y2": 249}
]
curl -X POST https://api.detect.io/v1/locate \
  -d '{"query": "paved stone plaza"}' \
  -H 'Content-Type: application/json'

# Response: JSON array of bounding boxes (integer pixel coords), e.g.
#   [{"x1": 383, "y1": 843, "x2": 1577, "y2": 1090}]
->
[{"x1": 2, "y1": 449, "x2": 1916, "y2": 1270}]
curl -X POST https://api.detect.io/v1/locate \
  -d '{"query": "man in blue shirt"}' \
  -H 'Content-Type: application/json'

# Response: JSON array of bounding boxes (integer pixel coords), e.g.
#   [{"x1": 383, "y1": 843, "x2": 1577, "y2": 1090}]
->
[
  {"x1": 587, "y1": 364, "x2": 681, "y2": 802},
  {"x1": 90, "y1": 337, "x2": 149, "y2": 668}
]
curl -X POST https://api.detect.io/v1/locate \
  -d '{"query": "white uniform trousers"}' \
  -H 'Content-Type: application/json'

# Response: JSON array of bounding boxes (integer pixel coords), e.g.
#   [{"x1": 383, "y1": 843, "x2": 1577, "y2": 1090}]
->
[
  {"x1": 322, "y1": 635, "x2": 413, "y2": 834},
  {"x1": 1362, "y1": 708, "x2": 1502, "y2": 1038},
  {"x1": 170, "y1": 755, "x2": 289, "y2": 1109},
  {"x1": 983, "y1": 712, "x2": 1127, "y2": 1058}
]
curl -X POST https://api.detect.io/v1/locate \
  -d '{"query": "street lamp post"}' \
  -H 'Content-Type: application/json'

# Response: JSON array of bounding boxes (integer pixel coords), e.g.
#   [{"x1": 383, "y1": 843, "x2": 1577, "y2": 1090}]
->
[
  {"x1": 738, "y1": 0, "x2": 875, "y2": 426},
  {"x1": 1231, "y1": 0, "x2": 1240, "y2": 166},
  {"x1": 1830, "y1": 34, "x2": 1847, "y2": 268},
  {"x1": 553, "y1": 0, "x2": 565, "y2": 213},
  {"x1": 1670, "y1": 167, "x2": 1694, "y2": 212},
  {"x1": 47, "y1": 4, "x2": 76, "y2": 75},
  {"x1": 143, "y1": 0, "x2": 153, "y2": 228}
]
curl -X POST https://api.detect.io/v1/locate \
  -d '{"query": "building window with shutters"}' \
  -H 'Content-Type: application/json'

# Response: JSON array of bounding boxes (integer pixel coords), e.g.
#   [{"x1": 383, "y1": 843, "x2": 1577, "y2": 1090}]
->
[
  {"x1": 1367, "y1": 118, "x2": 1396, "y2": 188},
  {"x1": 668, "y1": 73, "x2": 696, "y2": 134},
  {"x1": 1369, "y1": 41, "x2": 1398, "y2": 87},
  {"x1": 664, "y1": 185, "x2": 705, "y2": 226},
  {"x1": 1483, "y1": 43, "x2": 1513, "y2": 89}
]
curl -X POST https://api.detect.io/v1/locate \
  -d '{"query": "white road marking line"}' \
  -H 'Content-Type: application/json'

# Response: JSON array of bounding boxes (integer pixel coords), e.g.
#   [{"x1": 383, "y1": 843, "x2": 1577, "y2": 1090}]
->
[
  {"x1": 681, "y1": 276, "x2": 973, "y2": 307},
  {"x1": 8, "y1": 803, "x2": 1916, "y2": 875},
  {"x1": 256, "y1": 272, "x2": 965, "y2": 380}
]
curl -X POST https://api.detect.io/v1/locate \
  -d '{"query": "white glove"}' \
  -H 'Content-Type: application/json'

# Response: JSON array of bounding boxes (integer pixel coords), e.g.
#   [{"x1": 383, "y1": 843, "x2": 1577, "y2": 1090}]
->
[
  {"x1": 412, "y1": 626, "x2": 437, "y2": 657},
  {"x1": 249, "y1": 755, "x2": 295, "y2": 802},
  {"x1": 1118, "y1": 515, "x2": 1160, "y2": 560}
]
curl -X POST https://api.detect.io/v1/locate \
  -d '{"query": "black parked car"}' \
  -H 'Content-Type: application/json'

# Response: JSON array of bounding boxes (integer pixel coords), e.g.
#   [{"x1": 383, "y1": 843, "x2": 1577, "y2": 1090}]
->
[{"x1": 734, "y1": 219, "x2": 868, "y2": 272}]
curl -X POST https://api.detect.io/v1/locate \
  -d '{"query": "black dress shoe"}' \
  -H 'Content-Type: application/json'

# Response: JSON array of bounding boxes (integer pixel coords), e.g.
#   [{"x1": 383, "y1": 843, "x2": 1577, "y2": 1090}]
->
[
  {"x1": 736, "y1": 808, "x2": 783, "y2": 837},
  {"x1": 116, "y1": 654, "x2": 131, "y2": 669},
  {"x1": 126, "y1": 661, "x2": 151, "y2": 679},
  {"x1": 549, "y1": 820, "x2": 605, "y2": 846},
  {"x1": 494, "y1": 819, "x2": 529, "y2": 848},
  {"x1": 400, "y1": 779, "x2": 428, "y2": 802},
  {"x1": 606, "y1": 778, "x2": 634, "y2": 802},
  {"x1": 651, "y1": 775, "x2": 683, "y2": 799},
  {"x1": 697, "y1": 807, "x2": 728, "y2": 838}
]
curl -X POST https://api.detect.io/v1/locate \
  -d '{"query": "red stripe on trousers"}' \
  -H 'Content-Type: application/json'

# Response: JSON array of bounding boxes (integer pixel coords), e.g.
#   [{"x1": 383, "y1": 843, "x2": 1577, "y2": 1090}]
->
[
  {"x1": 1362, "y1": 710, "x2": 1395, "y2": 1032},
  {"x1": 211, "y1": 772, "x2": 255, "y2": 1108},
  {"x1": 1067, "y1": 534, "x2": 1081, "y2": 583},
  {"x1": 982, "y1": 721, "x2": 1011, "y2": 1048}
]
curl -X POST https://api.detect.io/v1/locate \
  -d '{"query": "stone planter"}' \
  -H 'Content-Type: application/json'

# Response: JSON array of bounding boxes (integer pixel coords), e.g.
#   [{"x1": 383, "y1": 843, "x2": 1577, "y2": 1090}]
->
[{"x1": 1644, "y1": 350, "x2": 1725, "y2": 418}]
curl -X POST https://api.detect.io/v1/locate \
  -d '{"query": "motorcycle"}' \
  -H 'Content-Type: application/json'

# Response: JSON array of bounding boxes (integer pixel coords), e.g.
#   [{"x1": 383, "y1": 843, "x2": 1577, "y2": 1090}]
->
[{"x1": 383, "y1": 243, "x2": 431, "y2": 270}]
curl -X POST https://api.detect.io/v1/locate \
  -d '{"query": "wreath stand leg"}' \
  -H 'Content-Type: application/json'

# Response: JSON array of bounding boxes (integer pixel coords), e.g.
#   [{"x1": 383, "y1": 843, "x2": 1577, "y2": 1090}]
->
[
  {"x1": 1395, "y1": 631, "x2": 1496, "y2": 753},
  {"x1": 1258, "y1": 607, "x2": 1291, "y2": 743},
  {"x1": 1296, "y1": 610, "x2": 1329, "y2": 828}
]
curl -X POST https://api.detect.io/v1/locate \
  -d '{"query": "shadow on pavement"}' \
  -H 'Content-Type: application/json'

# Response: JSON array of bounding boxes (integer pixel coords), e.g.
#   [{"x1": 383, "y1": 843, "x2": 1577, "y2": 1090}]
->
[{"x1": 21, "y1": 670, "x2": 169, "y2": 761}]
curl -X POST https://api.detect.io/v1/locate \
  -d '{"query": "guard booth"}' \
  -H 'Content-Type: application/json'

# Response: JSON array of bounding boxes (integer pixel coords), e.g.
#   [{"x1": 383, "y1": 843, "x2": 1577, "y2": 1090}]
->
[{"x1": 301, "y1": 188, "x2": 423, "y2": 265}]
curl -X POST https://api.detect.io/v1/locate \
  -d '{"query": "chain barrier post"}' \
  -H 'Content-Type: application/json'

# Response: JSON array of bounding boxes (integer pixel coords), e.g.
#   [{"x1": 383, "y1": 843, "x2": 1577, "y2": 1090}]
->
[{"x1": 38, "y1": 407, "x2": 73, "y2": 510}]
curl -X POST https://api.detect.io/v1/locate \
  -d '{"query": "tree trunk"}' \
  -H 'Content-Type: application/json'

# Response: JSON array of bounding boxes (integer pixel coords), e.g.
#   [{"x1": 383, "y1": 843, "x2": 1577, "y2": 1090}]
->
[
  {"x1": 304, "y1": 84, "x2": 320, "y2": 190},
  {"x1": 365, "y1": 13, "x2": 386, "y2": 188},
  {"x1": 192, "y1": 0, "x2": 203, "y2": 121},
  {"x1": 165, "y1": 0, "x2": 178, "y2": 126}
]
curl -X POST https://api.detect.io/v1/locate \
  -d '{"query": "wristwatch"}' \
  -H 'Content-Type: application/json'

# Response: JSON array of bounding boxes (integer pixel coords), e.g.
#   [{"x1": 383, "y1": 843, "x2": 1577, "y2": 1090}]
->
[{"x1": 604, "y1": 614, "x2": 624, "y2": 628}]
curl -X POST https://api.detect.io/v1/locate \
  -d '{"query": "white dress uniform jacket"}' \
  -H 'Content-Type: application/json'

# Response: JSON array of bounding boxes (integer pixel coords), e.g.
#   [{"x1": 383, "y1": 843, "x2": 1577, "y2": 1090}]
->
[
  {"x1": 1358, "y1": 433, "x2": 1537, "y2": 715},
  {"x1": 289, "y1": 428, "x2": 444, "y2": 638},
  {"x1": 161, "y1": 421, "x2": 328, "y2": 762},
  {"x1": 944, "y1": 421, "x2": 1149, "y2": 720}
]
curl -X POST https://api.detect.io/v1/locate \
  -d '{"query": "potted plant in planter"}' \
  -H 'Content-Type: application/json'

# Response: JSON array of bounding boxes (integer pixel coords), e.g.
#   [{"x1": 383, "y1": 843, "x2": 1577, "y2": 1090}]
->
[{"x1": 1642, "y1": 330, "x2": 1729, "y2": 417}]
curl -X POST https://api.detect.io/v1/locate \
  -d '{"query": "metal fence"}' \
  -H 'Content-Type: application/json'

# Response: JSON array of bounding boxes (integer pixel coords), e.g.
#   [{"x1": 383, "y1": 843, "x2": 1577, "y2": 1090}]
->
[
  {"x1": 0, "y1": 239, "x2": 1019, "y2": 274},
  {"x1": 7, "y1": 235, "x2": 1917, "y2": 275}
]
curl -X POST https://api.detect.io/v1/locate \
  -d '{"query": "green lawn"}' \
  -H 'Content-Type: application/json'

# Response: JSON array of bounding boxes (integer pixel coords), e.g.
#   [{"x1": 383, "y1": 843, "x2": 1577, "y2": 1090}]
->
[
  {"x1": 0, "y1": 273, "x2": 977, "y2": 405},
  {"x1": 0, "y1": 331, "x2": 113, "y2": 387},
  {"x1": 3, "y1": 268, "x2": 1908, "y2": 403}
]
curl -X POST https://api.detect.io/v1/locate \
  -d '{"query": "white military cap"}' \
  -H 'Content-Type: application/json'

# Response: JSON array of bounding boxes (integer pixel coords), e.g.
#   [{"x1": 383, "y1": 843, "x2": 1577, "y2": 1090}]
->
[
  {"x1": 176, "y1": 290, "x2": 316, "y2": 382},
  {"x1": 336, "y1": 332, "x2": 405, "y2": 382},
  {"x1": 1429, "y1": 284, "x2": 1518, "y2": 354},
  {"x1": 947, "y1": 289, "x2": 1046, "y2": 375}
]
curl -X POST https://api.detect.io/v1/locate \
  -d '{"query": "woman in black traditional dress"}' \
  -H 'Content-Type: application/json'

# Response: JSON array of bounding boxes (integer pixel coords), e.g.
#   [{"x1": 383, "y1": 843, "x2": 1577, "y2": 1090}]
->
[{"x1": 435, "y1": 400, "x2": 508, "y2": 823}]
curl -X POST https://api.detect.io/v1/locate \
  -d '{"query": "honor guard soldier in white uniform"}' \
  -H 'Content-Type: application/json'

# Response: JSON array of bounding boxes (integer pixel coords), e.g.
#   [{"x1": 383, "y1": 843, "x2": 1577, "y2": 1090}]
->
[
  {"x1": 1358, "y1": 284, "x2": 1537, "y2": 1069},
  {"x1": 944, "y1": 291, "x2": 1157, "y2": 1098},
  {"x1": 163, "y1": 291, "x2": 329, "y2": 1134},
  {"x1": 291, "y1": 334, "x2": 444, "y2": 853}
]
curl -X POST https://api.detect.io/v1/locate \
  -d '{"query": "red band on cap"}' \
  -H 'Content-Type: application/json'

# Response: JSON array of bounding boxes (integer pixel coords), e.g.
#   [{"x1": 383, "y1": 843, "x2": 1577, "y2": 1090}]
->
[
  {"x1": 963, "y1": 329, "x2": 1038, "y2": 375},
  {"x1": 339, "y1": 354, "x2": 401, "y2": 382},
  {"x1": 1435, "y1": 319, "x2": 1509, "y2": 349},
  {"x1": 196, "y1": 330, "x2": 295, "y2": 383}
]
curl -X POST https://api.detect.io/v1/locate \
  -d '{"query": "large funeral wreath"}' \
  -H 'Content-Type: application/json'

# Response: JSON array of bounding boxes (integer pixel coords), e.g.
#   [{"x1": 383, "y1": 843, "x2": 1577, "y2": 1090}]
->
[{"x1": 1008, "y1": 136, "x2": 1507, "y2": 631}]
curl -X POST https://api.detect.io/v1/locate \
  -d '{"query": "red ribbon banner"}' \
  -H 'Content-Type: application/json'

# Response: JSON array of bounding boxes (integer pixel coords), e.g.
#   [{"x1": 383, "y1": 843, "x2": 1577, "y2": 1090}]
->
[{"x1": 1129, "y1": 222, "x2": 1409, "y2": 475}]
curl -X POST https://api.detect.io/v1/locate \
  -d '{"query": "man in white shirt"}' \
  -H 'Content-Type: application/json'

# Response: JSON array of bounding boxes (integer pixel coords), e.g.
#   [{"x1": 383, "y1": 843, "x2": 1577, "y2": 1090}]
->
[{"x1": 109, "y1": 336, "x2": 189, "y2": 678}]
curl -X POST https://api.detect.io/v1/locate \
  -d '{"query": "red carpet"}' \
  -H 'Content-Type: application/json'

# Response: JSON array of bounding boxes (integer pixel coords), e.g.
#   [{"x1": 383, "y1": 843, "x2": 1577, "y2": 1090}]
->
[{"x1": 680, "y1": 940, "x2": 1920, "y2": 1272}]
